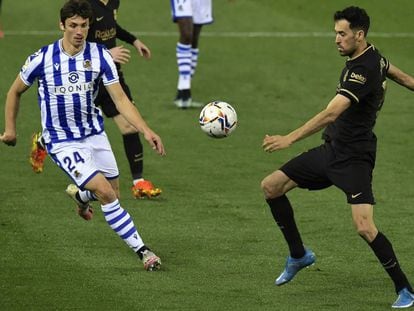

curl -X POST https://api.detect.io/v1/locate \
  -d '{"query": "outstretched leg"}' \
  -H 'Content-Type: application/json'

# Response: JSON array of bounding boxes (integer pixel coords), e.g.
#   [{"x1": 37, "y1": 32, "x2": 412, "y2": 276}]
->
[{"x1": 351, "y1": 204, "x2": 414, "y2": 307}]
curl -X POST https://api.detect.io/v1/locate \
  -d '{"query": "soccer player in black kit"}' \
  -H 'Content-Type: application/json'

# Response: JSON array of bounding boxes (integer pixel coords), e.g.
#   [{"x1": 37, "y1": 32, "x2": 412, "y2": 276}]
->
[
  {"x1": 87, "y1": 0, "x2": 161, "y2": 198},
  {"x1": 261, "y1": 6, "x2": 414, "y2": 308},
  {"x1": 30, "y1": 0, "x2": 162, "y2": 198}
]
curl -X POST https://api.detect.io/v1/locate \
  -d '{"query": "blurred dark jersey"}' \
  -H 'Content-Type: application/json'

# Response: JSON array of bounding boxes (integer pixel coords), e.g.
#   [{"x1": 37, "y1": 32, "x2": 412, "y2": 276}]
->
[{"x1": 88, "y1": 0, "x2": 136, "y2": 53}]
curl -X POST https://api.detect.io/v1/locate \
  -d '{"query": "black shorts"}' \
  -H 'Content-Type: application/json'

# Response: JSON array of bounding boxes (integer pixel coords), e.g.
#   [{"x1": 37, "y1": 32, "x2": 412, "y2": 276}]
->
[
  {"x1": 95, "y1": 70, "x2": 134, "y2": 118},
  {"x1": 280, "y1": 142, "x2": 376, "y2": 204}
]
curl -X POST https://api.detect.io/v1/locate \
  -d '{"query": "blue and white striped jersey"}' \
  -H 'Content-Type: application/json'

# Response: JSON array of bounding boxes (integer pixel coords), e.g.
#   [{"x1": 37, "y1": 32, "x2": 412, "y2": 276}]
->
[{"x1": 20, "y1": 39, "x2": 119, "y2": 144}]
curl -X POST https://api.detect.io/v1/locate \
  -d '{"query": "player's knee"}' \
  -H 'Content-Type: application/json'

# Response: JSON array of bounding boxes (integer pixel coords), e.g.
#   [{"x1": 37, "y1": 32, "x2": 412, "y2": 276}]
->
[
  {"x1": 180, "y1": 30, "x2": 193, "y2": 44},
  {"x1": 94, "y1": 184, "x2": 117, "y2": 204},
  {"x1": 261, "y1": 176, "x2": 283, "y2": 198},
  {"x1": 355, "y1": 223, "x2": 377, "y2": 242}
]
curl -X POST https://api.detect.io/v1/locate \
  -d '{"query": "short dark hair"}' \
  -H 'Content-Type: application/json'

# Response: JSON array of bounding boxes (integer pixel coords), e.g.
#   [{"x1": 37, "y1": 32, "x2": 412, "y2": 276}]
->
[
  {"x1": 60, "y1": 0, "x2": 93, "y2": 24},
  {"x1": 334, "y1": 6, "x2": 370, "y2": 36}
]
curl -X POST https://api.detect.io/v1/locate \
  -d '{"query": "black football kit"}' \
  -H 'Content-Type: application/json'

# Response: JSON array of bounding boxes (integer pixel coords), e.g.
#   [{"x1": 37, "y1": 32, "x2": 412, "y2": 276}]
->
[
  {"x1": 88, "y1": 0, "x2": 137, "y2": 117},
  {"x1": 281, "y1": 45, "x2": 389, "y2": 204}
]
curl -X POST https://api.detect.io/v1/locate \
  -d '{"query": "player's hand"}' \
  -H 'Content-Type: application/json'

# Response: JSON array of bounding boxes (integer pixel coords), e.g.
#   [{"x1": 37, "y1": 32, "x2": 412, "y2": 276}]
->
[
  {"x1": 109, "y1": 46, "x2": 131, "y2": 64},
  {"x1": 262, "y1": 134, "x2": 291, "y2": 152},
  {"x1": 0, "y1": 132, "x2": 17, "y2": 146},
  {"x1": 133, "y1": 39, "x2": 151, "y2": 59},
  {"x1": 143, "y1": 129, "x2": 166, "y2": 156}
]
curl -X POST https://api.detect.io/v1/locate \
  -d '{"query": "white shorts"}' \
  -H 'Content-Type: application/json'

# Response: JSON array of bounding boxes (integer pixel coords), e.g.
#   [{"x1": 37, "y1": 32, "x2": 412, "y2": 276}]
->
[
  {"x1": 171, "y1": 0, "x2": 213, "y2": 25},
  {"x1": 47, "y1": 132, "x2": 119, "y2": 188}
]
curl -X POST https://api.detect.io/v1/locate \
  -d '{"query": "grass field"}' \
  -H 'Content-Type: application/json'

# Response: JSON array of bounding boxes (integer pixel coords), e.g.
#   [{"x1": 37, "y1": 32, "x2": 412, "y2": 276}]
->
[{"x1": 1, "y1": 1, "x2": 414, "y2": 310}]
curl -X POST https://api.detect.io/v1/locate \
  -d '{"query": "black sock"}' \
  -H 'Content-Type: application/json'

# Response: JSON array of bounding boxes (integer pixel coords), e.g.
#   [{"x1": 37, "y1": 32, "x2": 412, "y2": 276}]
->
[
  {"x1": 122, "y1": 133, "x2": 143, "y2": 180},
  {"x1": 266, "y1": 195, "x2": 305, "y2": 259},
  {"x1": 136, "y1": 245, "x2": 149, "y2": 260},
  {"x1": 367, "y1": 232, "x2": 413, "y2": 293}
]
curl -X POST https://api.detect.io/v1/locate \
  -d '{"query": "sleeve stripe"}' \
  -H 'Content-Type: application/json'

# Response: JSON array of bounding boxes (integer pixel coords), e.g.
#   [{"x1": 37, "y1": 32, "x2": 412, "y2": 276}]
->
[
  {"x1": 339, "y1": 88, "x2": 359, "y2": 103},
  {"x1": 348, "y1": 79, "x2": 365, "y2": 85}
]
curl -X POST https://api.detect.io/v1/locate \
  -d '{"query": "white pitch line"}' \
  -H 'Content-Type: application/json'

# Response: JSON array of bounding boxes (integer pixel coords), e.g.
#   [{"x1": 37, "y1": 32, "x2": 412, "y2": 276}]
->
[{"x1": 4, "y1": 30, "x2": 414, "y2": 38}]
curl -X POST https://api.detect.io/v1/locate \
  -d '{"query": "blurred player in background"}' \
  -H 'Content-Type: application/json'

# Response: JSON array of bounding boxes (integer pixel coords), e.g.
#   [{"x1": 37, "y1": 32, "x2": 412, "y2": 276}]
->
[
  {"x1": 1, "y1": 0, "x2": 164, "y2": 271},
  {"x1": 261, "y1": 6, "x2": 414, "y2": 308},
  {"x1": 170, "y1": 0, "x2": 213, "y2": 109},
  {"x1": 0, "y1": 0, "x2": 4, "y2": 38},
  {"x1": 30, "y1": 0, "x2": 162, "y2": 199}
]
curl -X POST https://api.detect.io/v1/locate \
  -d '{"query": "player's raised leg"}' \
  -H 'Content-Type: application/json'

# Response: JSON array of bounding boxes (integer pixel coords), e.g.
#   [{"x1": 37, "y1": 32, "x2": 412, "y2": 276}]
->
[{"x1": 261, "y1": 170, "x2": 315, "y2": 285}]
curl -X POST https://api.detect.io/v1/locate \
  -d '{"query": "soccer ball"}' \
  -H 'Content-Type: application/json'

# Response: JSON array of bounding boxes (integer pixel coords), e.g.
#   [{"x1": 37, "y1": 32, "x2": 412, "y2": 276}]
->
[{"x1": 199, "y1": 101, "x2": 237, "y2": 138}]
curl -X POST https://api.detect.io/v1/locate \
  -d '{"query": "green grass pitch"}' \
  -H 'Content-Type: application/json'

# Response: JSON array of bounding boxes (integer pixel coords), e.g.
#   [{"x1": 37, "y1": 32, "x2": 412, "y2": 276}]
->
[{"x1": 1, "y1": 1, "x2": 414, "y2": 310}]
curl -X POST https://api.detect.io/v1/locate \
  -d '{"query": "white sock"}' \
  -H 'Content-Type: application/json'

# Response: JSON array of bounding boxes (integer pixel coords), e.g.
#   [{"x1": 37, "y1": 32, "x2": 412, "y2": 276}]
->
[
  {"x1": 191, "y1": 48, "x2": 199, "y2": 77},
  {"x1": 176, "y1": 42, "x2": 192, "y2": 90},
  {"x1": 101, "y1": 199, "x2": 144, "y2": 252},
  {"x1": 79, "y1": 189, "x2": 97, "y2": 202},
  {"x1": 133, "y1": 178, "x2": 144, "y2": 186}
]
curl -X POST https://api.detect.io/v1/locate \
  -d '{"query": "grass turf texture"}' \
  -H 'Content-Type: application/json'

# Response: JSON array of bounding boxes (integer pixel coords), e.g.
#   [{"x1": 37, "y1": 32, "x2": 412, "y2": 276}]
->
[{"x1": 1, "y1": 1, "x2": 414, "y2": 310}]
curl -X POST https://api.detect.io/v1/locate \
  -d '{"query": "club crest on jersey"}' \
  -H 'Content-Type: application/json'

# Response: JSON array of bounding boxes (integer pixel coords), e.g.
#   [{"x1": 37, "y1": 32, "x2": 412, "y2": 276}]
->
[
  {"x1": 68, "y1": 72, "x2": 79, "y2": 83},
  {"x1": 83, "y1": 59, "x2": 91, "y2": 69}
]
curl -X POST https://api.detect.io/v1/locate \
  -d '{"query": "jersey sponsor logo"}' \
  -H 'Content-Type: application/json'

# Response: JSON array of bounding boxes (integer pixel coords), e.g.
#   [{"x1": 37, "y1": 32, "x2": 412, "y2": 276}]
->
[
  {"x1": 96, "y1": 16, "x2": 104, "y2": 21},
  {"x1": 95, "y1": 28, "x2": 116, "y2": 41},
  {"x1": 54, "y1": 63, "x2": 60, "y2": 71},
  {"x1": 52, "y1": 81, "x2": 93, "y2": 95},
  {"x1": 68, "y1": 72, "x2": 80, "y2": 83},
  {"x1": 349, "y1": 72, "x2": 366, "y2": 84}
]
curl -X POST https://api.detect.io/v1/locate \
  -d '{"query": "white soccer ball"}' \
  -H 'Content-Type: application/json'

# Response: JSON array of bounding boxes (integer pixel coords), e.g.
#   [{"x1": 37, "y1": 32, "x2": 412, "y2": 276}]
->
[{"x1": 199, "y1": 101, "x2": 237, "y2": 138}]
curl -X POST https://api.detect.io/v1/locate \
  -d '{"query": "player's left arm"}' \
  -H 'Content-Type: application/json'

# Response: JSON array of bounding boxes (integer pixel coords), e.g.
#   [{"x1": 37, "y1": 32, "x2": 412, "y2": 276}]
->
[
  {"x1": 387, "y1": 63, "x2": 414, "y2": 91},
  {"x1": 116, "y1": 23, "x2": 151, "y2": 59},
  {"x1": 105, "y1": 82, "x2": 165, "y2": 155},
  {"x1": 263, "y1": 94, "x2": 351, "y2": 152},
  {"x1": 0, "y1": 75, "x2": 30, "y2": 146}
]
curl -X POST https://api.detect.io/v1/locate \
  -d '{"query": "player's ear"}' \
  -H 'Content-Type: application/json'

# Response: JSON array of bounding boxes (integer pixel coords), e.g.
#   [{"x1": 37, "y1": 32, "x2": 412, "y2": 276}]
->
[
  {"x1": 59, "y1": 22, "x2": 65, "y2": 31},
  {"x1": 357, "y1": 29, "x2": 365, "y2": 41}
]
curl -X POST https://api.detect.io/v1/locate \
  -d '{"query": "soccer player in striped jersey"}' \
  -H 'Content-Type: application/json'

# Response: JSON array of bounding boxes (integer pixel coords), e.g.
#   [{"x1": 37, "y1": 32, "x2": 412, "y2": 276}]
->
[
  {"x1": 30, "y1": 0, "x2": 161, "y2": 199},
  {"x1": 0, "y1": 0, "x2": 164, "y2": 271},
  {"x1": 170, "y1": 0, "x2": 213, "y2": 109}
]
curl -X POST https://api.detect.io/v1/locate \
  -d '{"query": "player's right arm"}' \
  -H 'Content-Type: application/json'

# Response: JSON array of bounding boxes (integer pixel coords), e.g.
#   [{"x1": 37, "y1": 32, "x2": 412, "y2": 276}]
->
[
  {"x1": 387, "y1": 63, "x2": 414, "y2": 91},
  {"x1": 0, "y1": 75, "x2": 30, "y2": 146},
  {"x1": 263, "y1": 94, "x2": 351, "y2": 152}
]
